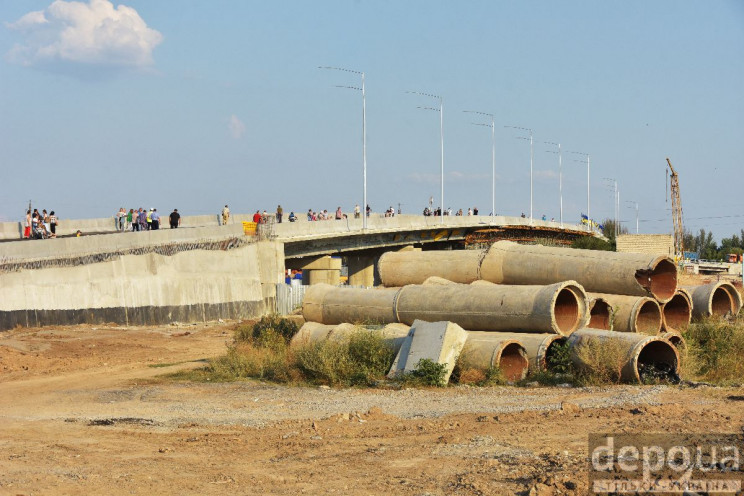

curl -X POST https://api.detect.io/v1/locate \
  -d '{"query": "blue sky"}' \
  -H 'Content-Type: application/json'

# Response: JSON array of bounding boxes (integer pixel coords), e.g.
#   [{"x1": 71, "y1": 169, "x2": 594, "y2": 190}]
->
[{"x1": 1, "y1": 0, "x2": 742, "y2": 240}]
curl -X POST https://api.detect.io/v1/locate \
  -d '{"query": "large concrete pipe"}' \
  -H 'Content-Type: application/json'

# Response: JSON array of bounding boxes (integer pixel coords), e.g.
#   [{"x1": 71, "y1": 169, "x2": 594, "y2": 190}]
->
[
  {"x1": 589, "y1": 293, "x2": 662, "y2": 334},
  {"x1": 466, "y1": 331, "x2": 567, "y2": 372},
  {"x1": 683, "y1": 282, "x2": 743, "y2": 319},
  {"x1": 661, "y1": 289, "x2": 692, "y2": 333},
  {"x1": 291, "y1": 322, "x2": 410, "y2": 352},
  {"x1": 422, "y1": 276, "x2": 457, "y2": 285},
  {"x1": 588, "y1": 297, "x2": 612, "y2": 330},
  {"x1": 302, "y1": 284, "x2": 400, "y2": 325},
  {"x1": 459, "y1": 333, "x2": 529, "y2": 381},
  {"x1": 659, "y1": 331, "x2": 686, "y2": 351},
  {"x1": 567, "y1": 329, "x2": 680, "y2": 383},
  {"x1": 378, "y1": 249, "x2": 484, "y2": 286},
  {"x1": 395, "y1": 281, "x2": 589, "y2": 335},
  {"x1": 480, "y1": 241, "x2": 677, "y2": 303}
]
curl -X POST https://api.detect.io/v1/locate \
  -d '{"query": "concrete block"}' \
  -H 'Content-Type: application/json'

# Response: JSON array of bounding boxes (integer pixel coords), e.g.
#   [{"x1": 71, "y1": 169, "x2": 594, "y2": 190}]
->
[{"x1": 388, "y1": 320, "x2": 468, "y2": 384}]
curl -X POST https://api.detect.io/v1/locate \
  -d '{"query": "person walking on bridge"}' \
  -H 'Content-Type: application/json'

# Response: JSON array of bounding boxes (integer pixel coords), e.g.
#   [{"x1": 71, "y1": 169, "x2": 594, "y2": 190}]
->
[
  {"x1": 169, "y1": 209, "x2": 181, "y2": 229},
  {"x1": 221, "y1": 205, "x2": 230, "y2": 225}
]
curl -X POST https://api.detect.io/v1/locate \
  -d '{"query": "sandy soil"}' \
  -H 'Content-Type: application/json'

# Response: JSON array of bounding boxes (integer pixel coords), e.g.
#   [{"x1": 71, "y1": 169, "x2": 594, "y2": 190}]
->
[{"x1": 1, "y1": 322, "x2": 743, "y2": 496}]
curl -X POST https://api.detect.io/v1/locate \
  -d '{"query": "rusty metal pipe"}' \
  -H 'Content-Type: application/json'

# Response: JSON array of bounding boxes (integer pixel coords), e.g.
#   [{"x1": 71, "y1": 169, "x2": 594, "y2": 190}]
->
[
  {"x1": 567, "y1": 329, "x2": 680, "y2": 383},
  {"x1": 588, "y1": 293, "x2": 662, "y2": 334}
]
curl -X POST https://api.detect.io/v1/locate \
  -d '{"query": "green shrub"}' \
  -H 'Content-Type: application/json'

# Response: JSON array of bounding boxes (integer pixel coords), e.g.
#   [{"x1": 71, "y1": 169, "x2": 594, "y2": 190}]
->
[
  {"x1": 545, "y1": 340, "x2": 573, "y2": 374},
  {"x1": 571, "y1": 236, "x2": 613, "y2": 251},
  {"x1": 235, "y1": 315, "x2": 299, "y2": 344},
  {"x1": 572, "y1": 338, "x2": 626, "y2": 386},
  {"x1": 402, "y1": 358, "x2": 448, "y2": 387}
]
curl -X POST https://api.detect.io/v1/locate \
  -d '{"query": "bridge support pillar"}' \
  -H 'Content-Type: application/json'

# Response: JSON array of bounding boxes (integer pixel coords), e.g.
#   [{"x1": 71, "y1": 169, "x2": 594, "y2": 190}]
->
[
  {"x1": 297, "y1": 256, "x2": 342, "y2": 286},
  {"x1": 348, "y1": 254, "x2": 377, "y2": 287}
]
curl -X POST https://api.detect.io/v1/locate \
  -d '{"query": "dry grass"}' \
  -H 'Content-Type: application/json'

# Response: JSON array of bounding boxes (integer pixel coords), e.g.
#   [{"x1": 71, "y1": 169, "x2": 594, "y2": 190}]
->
[
  {"x1": 682, "y1": 317, "x2": 744, "y2": 385},
  {"x1": 571, "y1": 337, "x2": 628, "y2": 386}
]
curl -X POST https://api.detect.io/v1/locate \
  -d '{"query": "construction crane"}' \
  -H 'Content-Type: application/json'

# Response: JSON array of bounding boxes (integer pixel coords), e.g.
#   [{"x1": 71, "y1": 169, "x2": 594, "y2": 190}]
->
[{"x1": 666, "y1": 158, "x2": 684, "y2": 261}]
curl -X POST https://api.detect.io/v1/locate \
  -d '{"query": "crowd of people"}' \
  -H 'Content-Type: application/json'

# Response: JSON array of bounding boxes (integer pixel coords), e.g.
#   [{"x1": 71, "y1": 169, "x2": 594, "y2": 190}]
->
[
  {"x1": 115, "y1": 207, "x2": 181, "y2": 232},
  {"x1": 23, "y1": 208, "x2": 58, "y2": 239},
  {"x1": 423, "y1": 206, "x2": 480, "y2": 217}
]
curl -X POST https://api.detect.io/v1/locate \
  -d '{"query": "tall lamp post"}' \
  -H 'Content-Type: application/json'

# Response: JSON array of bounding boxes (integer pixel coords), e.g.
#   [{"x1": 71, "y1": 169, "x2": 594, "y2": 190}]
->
[
  {"x1": 505, "y1": 126, "x2": 534, "y2": 224},
  {"x1": 319, "y1": 66, "x2": 367, "y2": 229},
  {"x1": 568, "y1": 151, "x2": 590, "y2": 231},
  {"x1": 603, "y1": 177, "x2": 619, "y2": 238},
  {"x1": 463, "y1": 110, "x2": 495, "y2": 216},
  {"x1": 626, "y1": 200, "x2": 639, "y2": 234},
  {"x1": 408, "y1": 91, "x2": 444, "y2": 224},
  {"x1": 544, "y1": 141, "x2": 563, "y2": 227}
]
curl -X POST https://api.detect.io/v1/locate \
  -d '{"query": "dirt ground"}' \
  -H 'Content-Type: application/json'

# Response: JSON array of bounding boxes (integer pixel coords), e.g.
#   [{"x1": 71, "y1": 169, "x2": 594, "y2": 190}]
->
[{"x1": 1, "y1": 322, "x2": 743, "y2": 496}]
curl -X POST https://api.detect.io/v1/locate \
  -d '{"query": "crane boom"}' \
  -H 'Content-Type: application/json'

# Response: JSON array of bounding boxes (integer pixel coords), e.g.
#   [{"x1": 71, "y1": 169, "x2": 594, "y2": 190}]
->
[{"x1": 666, "y1": 158, "x2": 684, "y2": 260}]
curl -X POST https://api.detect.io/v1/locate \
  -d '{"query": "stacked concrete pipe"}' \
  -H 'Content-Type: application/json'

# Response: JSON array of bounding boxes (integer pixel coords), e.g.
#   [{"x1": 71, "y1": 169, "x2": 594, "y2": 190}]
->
[
  {"x1": 291, "y1": 322, "x2": 410, "y2": 351},
  {"x1": 378, "y1": 240, "x2": 678, "y2": 303},
  {"x1": 683, "y1": 281, "x2": 742, "y2": 319},
  {"x1": 588, "y1": 296, "x2": 613, "y2": 330},
  {"x1": 660, "y1": 289, "x2": 692, "y2": 333},
  {"x1": 659, "y1": 331, "x2": 686, "y2": 351},
  {"x1": 465, "y1": 331, "x2": 567, "y2": 373},
  {"x1": 302, "y1": 284, "x2": 400, "y2": 325},
  {"x1": 588, "y1": 293, "x2": 662, "y2": 334},
  {"x1": 567, "y1": 329, "x2": 680, "y2": 383},
  {"x1": 458, "y1": 333, "x2": 529, "y2": 381},
  {"x1": 302, "y1": 281, "x2": 590, "y2": 335}
]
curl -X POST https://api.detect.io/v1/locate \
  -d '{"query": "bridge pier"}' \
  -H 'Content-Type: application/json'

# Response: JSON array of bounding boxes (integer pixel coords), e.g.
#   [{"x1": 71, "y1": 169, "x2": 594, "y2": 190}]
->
[
  {"x1": 347, "y1": 254, "x2": 377, "y2": 287},
  {"x1": 287, "y1": 256, "x2": 342, "y2": 286}
]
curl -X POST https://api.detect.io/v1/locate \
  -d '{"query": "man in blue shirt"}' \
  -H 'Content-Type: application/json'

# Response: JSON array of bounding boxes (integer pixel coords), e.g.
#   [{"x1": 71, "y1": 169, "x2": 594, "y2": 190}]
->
[{"x1": 151, "y1": 209, "x2": 161, "y2": 230}]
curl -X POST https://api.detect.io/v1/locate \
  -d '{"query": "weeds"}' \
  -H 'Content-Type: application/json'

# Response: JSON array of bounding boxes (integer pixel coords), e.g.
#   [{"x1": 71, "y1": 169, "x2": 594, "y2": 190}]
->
[
  {"x1": 682, "y1": 317, "x2": 744, "y2": 385},
  {"x1": 399, "y1": 359, "x2": 448, "y2": 387},
  {"x1": 571, "y1": 337, "x2": 627, "y2": 386},
  {"x1": 295, "y1": 330, "x2": 396, "y2": 386}
]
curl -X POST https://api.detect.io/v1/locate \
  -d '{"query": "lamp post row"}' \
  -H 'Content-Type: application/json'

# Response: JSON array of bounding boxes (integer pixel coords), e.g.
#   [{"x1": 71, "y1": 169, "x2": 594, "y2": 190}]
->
[{"x1": 319, "y1": 67, "x2": 595, "y2": 230}]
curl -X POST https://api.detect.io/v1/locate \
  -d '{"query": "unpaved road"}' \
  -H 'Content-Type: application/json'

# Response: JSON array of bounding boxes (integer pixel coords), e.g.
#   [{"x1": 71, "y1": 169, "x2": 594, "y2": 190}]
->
[{"x1": 1, "y1": 322, "x2": 743, "y2": 495}]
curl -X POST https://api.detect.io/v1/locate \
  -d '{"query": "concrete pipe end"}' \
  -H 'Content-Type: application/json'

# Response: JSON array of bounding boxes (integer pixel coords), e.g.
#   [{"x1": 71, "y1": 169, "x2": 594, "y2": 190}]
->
[
  {"x1": 710, "y1": 285, "x2": 735, "y2": 318},
  {"x1": 549, "y1": 281, "x2": 588, "y2": 335},
  {"x1": 494, "y1": 341, "x2": 529, "y2": 382},
  {"x1": 633, "y1": 298, "x2": 663, "y2": 335},
  {"x1": 661, "y1": 292, "x2": 692, "y2": 332},
  {"x1": 659, "y1": 331, "x2": 687, "y2": 351},
  {"x1": 588, "y1": 298, "x2": 612, "y2": 331},
  {"x1": 720, "y1": 283, "x2": 743, "y2": 316},
  {"x1": 635, "y1": 257, "x2": 677, "y2": 303},
  {"x1": 629, "y1": 337, "x2": 680, "y2": 384}
]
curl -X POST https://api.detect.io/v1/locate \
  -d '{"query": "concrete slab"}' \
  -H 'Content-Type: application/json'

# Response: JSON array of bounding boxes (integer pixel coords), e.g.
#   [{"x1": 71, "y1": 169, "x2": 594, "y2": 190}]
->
[{"x1": 388, "y1": 320, "x2": 468, "y2": 384}]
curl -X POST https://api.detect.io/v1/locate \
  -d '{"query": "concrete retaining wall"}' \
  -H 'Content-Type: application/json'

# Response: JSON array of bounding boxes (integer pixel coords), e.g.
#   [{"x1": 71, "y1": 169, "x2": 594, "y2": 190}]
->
[
  {"x1": 0, "y1": 240, "x2": 284, "y2": 330},
  {"x1": 616, "y1": 234, "x2": 673, "y2": 257}
]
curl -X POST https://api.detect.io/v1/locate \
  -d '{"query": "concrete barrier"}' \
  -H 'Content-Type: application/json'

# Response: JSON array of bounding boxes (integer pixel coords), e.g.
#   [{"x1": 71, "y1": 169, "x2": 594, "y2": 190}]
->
[{"x1": 0, "y1": 240, "x2": 284, "y2": 331}]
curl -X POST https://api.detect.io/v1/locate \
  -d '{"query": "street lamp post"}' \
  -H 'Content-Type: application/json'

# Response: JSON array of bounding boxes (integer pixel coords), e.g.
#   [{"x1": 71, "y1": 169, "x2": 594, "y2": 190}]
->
[
  {"x1": 626, "y1": 200, "x2": 639, "y2": 234},
  {"x1": 505, "y1": 125, "x2": 534, "y2": 223},
  {"x1": 544, "y1": 141, "x2": 563, "y2": 227},
  {"x1": 464, "y1": 110, "x2": 495, "y2": 216},
  {"x1": 603, "y1": 177, "x2": 619, "y2": 238},
  {"x1": 319, "y1": 66, "x2": 367, "y2": 229},
  {"x1": 408, "y1": 91, "x2": 444, "y2": 224},
  {"x1": 568, "y1": 151, "x2": 590, "y2": 231}
]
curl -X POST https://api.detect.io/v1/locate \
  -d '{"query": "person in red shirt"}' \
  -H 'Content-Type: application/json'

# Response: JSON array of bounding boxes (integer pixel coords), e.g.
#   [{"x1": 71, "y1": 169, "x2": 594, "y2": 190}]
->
[{"x1": 252, "y1": 210, "x2": 262, "y2": 223}]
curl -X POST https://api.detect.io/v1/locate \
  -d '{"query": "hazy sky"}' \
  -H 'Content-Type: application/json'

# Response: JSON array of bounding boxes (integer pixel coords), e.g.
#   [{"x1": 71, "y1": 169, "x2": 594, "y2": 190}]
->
[{"x1": 1, "y1": 0, "x2": 742, "y2": 240}]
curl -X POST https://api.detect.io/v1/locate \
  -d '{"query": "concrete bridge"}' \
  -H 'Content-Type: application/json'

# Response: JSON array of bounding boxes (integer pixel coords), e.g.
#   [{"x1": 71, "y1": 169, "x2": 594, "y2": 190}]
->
[{"x1": 0, "y1": 213, "x2": 595, "y2": 330}]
